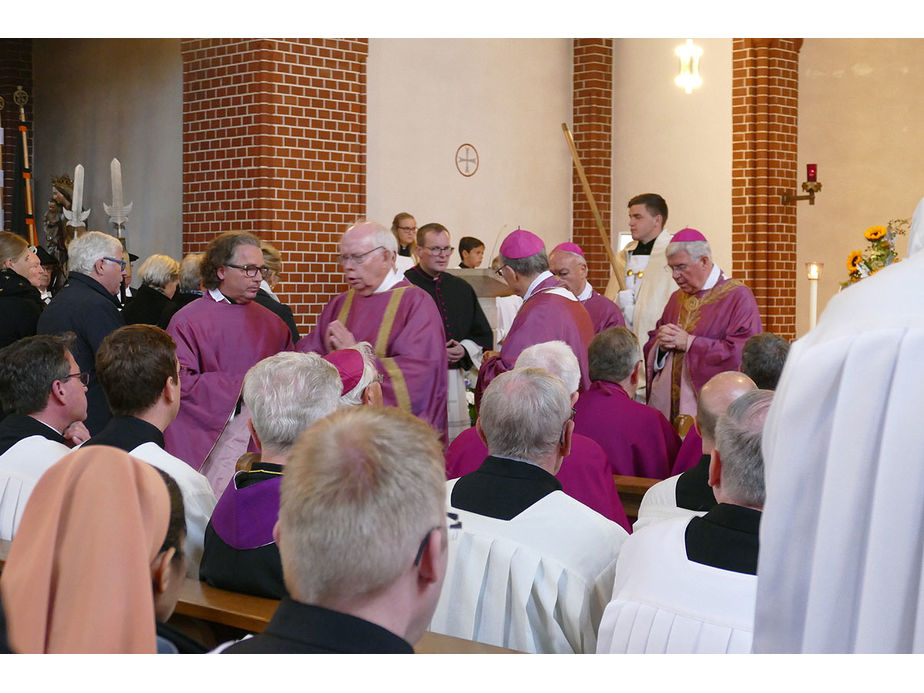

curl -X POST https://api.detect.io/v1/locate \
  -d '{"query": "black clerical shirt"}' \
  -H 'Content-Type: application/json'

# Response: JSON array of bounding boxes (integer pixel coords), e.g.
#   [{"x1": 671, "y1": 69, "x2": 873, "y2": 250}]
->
[
  {"x1": 83, "y1": 415, "x2": 164, "y2": 452},
  {"x1": 451, "y1": 455, "x2": 562, "y2": 520},
  {"x1": 0, "y1": 414, "x2": 69, "y2": 456}
]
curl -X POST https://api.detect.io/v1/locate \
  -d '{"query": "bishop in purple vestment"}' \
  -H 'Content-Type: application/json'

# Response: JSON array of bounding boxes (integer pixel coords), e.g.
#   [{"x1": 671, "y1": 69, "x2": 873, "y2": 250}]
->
[
  {"x1": 476, "y1": 230, "x2": 595, "y2": 406},
  {"x1": 644, "y1": 229, "x2": 762, "y2": 424},
  {"x1": 550, "y1": 242, "x2": 625, "y2": 333},
  {"x1": 298, "y1": 221, "x2": 448, "y2": 440},
  {"x1": 574, "y1": 326, "x2": 680, "y2": 480},
  {"x1": 164, "y1": 233, "x2": 294, "y2": 484}
]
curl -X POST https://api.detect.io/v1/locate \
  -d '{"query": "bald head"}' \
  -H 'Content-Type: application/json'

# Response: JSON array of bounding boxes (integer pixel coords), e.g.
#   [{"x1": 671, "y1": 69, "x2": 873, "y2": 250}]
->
[
  {"x1": 696, "y1": 371, "x2": 757, "y2": 450},
  {"x1": 548, "y1": 249, "x2": 588, "y2": 297}
]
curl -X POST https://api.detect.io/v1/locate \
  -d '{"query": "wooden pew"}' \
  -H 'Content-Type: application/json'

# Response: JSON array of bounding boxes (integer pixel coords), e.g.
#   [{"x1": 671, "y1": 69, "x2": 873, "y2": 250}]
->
[
  {"x1": 613, "y1": 474, "x2": 660, "y2": 523},
  {"x1": 0, "y1": 538, "x2": 516, "y2": 653}
]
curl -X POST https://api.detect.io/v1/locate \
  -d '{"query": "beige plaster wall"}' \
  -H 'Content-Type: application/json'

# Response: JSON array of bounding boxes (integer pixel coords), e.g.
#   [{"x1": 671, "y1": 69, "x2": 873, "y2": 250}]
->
[
  {"x1": 366, "y1": 38, "x2": 573, "y2": 266},
  {"x1": 611, "y1": 38, "x2": 734, "y2": 274},
  {"x1": 796, "y1": 38, "x2": 924, "y2": 337},
  {"x1": 32, "y1": 38, "x2": 183, "y2": 269}
]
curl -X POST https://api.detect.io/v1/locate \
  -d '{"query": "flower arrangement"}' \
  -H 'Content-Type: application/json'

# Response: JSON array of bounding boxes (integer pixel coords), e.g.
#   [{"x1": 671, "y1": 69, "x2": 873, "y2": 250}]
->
[{"x1": 841, "y1": 218, "x2": 910, "y2": 287}]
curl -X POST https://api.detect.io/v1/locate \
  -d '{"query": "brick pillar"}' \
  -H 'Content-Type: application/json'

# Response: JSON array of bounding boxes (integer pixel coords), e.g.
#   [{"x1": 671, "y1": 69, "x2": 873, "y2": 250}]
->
[
  {"x1": 571, "y1": 39, "x2": 614, "y2": 291},
  {"x1": 181, "y1": 39, "x2": 368, "y2": 332},
  {"x1": 0, "y1": 39, "x2": 33, "y2": 235},
  {"x1": 731, "y1": 39, "x2": 802, "y2": 340}
]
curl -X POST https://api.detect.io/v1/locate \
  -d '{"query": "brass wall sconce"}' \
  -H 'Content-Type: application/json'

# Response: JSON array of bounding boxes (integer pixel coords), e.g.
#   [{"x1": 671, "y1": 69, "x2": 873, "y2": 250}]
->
[{"x1": 783, "y1": 163, "x2": 822, "y2": 205}]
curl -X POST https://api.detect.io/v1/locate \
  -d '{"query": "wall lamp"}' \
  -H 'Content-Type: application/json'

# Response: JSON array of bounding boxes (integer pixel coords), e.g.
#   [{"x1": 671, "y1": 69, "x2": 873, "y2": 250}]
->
[{"x1": 784, "y1": 164, "x2": 823, "y2": 205}]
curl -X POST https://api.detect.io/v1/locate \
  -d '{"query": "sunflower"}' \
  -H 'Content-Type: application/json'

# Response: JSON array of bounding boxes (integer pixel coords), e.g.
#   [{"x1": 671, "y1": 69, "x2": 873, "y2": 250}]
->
[
  {"x1": 864, "y1": 225, "x2": 887, "y2": 241},
  {"x1": 847, "y1": 250, "x2": 863, "y2": 272}
]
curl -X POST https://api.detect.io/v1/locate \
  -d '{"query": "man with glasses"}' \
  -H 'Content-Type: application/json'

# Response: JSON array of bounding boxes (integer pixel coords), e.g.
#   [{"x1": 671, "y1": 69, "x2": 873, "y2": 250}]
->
[
  {"x1": 163, "y1": 231, "x2": 294, "y2": 496},
  {"x1": 37, "y1": 231, "x2": 126, "y2": 434},
  {"x1": 475, "y1": 228, "x2": 595, "y2": 407},
  {"x1": 0, "y1": 334, "x2": 90, "y2": 540},
  {"x1": 299, "y1": 221, "x2": 448, "y2": 441},
  {"x1": 644, "y1": 228, "x2": 762, "y2": 424},
  {"x1": 405, "y1": 223, "x2": 493, "y2": 441},
  {"x1": 219, "y1": 406, "x2": 448, "y2": 653}
]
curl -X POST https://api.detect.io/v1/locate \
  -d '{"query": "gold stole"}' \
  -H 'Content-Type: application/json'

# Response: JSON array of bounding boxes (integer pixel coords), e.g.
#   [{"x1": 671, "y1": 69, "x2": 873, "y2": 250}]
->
[
  {"x1": 669, "y1": 279, "x2": 744, "y2": 422},
  {"x1": 337, "y1": 286, "x2": 412, "y2": 413}
]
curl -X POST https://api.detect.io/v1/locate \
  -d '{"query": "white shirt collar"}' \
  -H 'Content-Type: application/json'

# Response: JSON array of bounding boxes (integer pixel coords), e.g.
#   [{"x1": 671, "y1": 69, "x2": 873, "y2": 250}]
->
[
  {"x1": 373, "y1": 268, "x2": 404, "y2": 294},
  {"x1": 259, "y1": 279, "x2": 280, "y2": 302},
  {"x1": 523, "y1": 270, "x2": 555, "y2": 302},
  {"x1": 701, "y1": 262, "x2": 722, "y2": 291},
  {"x1": 208, "y1": 287, "x2": 231, "y2": 304},
  {"x1": 576, "y1": 282, "x2": 594, "y2": 301}
]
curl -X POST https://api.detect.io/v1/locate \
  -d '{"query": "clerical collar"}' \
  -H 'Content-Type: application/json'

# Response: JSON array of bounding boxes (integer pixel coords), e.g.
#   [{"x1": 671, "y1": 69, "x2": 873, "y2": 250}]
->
[
  {"x1": 208, "y1": 287, "x2": 233, "y2": 304},
  {"x1": 373, "y1": 268, "x2": 404, "y2": 294},
  {"x1": 632, "y1": 238, "x2": 657, "y2": 255},
  {"x1": 523, "y1": 270, "x2": 555, "y2": 302},
  {"x1": 576, "y1": 283, "x2": 594, "y2": 301},
  {"x1": 700, "y1": 262, "x2": 722, "y2": 292},
  {"x1": 408, "y1": 265, "x2": 440, "y2": 282}
]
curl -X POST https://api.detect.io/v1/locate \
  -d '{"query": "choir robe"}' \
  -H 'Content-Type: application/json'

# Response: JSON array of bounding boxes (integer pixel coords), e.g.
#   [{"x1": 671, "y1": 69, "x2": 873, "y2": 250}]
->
[
  {"x1": 405, "y1": 266, "x2": 494, "y2": 440},
  {"x1": 573, "y1": 380, "x2": 681, "y2": 480},
  {"x1": 164, "y1": 296, "x2": 294, "y2": 474},
  {"x1": 644, "y1": 272, "x2": 762, "y2": 423},
  {"x1": 0, "y1": 415, "x2": 72, "y2": 541},
  {"x1": 476, "y1": 272, "x2": 595, "y2": 405},
  {"x1": 299, "y1": 278, "x2": 448, "y2": 439},
  {"x1": 444, "y1": 427, "x2": 631, "y2": 532},
  {"x1": 596, "y1": 506, "x2": 758, "y2": 654},
  {"x1": 577, "y1": 283, "x2": 625, "y2": 333}
]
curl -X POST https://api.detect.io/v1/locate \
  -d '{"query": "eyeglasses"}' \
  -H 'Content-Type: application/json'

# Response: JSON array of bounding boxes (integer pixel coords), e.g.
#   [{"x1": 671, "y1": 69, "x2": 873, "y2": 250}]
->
[
  {"x1": 226, "y1": 263, "x2": 271, "y2": 279},
  {"x1": 64, "y1": 371, "x2": 90, "y2": 387},
  {"x1": 338, "y1": 246, "x2": 386, "y2": 267},
  {"x1": 559, "y1": 407, "x2": 576, "y2": 446},
  {"x1": 665, "y1": 263, "x2": 690, "y2": 274},
  {"x1": 413, "y1": 512, "x2": 462, "y2": 566},
  {"x1": 494, "y1": 265, "x2": 508, "y2": 278},
  {"x1": 423, "y1": 245, "x2": 454, "y2": 256},
  {"x1": 103, "y1": 256, "x2": 127, "y2": 271},
  {"x1": 397, "y1": 225, "x2": 417, "y2": 232}
]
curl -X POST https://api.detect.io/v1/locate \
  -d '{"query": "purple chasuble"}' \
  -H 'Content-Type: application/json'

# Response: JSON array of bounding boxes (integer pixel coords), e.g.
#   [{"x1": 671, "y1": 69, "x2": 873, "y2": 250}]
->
[
  {"x1": 444, "y1": 427, "x2": 631, "y2": 532},
  {"x1": 164, "y1": 296, "x2": 294, "y2": 470},
  {"x1": 210, "y1": 475, "x2": 281, "y2": 550},
  {"x1": 672, "y1": 426, "x2": 703, "y2": 475},
  {"x1": 476, "y1": 275, "x2": 595, "y2": 406},
  {"x1": 573, "y1": 380, "x2": 681, "y2": 480},
  {"x1": 643, "y1": 276, "x2": 762, "y2": 422},
  {"x1": 299, "y1": 280, "x2": 448, "y2": 440},
  {"x1": 582, "y1": 290, "x2": 626, "y2": 333}
]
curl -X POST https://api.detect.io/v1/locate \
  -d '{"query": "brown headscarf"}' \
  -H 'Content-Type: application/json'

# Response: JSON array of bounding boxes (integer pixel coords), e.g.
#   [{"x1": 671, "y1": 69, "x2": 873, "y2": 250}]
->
[{"x1": 0, "y1": 446, "x2": 170, "y2": 653}]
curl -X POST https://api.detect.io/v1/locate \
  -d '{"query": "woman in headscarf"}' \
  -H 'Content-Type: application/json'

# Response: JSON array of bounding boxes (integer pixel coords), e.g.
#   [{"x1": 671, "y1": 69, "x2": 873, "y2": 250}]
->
[
  {"x1": 0, "y1": 446, "x2": 198, "y2": 653},
  {"x1": 0, "y1": 232, "x2": 45, "y2": 349}
]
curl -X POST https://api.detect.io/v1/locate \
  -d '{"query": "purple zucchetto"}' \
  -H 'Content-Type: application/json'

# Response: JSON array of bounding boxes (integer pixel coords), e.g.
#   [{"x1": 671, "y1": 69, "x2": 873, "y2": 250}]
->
[
  {"x1": 322, "y1": 348, "x2": 364, "y2": 395},
  {"x1": 551, "y1": 242, "x2": 584, "y2": 257},
  {"x1": 499, "y1": 228, "x2": 545, "y2": 259},
  {"x1": 669, "y1": 228, "x2": 708, "y2": 244}
]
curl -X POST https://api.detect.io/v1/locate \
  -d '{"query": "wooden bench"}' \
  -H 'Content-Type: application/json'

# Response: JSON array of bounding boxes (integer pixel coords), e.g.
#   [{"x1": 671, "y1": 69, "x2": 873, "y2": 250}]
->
[
  {"x1": 613, "y1": 474, "x2": 660, "y2": 522},
  {"x1": 0, "y1": 538, "x2": 516, "y2": 653}
]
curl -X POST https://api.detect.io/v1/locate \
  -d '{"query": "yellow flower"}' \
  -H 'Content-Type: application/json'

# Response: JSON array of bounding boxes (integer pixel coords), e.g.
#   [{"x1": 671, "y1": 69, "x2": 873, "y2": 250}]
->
[
  {"x1": 847, "y1": 250, "x2": 863, "y2": 272},
  {"x1": 864, "y1": 225, "x2": 887, "y2": 241}
]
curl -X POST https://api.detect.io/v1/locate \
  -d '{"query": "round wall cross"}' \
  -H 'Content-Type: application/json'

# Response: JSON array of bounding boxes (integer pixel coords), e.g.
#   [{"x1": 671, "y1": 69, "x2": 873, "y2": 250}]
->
[{"x1": 455, "y1": 143, "x2": 479, "y2": 177}]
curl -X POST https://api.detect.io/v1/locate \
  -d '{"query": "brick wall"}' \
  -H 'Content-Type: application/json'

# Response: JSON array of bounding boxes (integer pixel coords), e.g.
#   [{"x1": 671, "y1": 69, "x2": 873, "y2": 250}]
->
[
  {"x1": 181, "y1": 38, "x2": 368, "y2": 334},
  {"x1": 0, "y1": 39, "x2": 33, "y2": 236},
  {"x1": 571, "y1": 39, "x2": 614, "y2": 291},
  {"x1": 731, "y1": 39, "x2": 802, "y2": 340}
]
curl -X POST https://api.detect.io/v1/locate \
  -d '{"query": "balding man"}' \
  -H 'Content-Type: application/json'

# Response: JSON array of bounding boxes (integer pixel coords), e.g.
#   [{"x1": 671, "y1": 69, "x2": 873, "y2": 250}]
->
[
  {"x1": 37, "y1": 231, "x2": 126, "y2": 434},
  {"x1": 299, "y1": 221, "x2": 448, "y2": 440},
  {"x1": 164, "y1": 231, "x2": 294, "y2": 496},
  {"x1": 431, "y1": 367, "x2": 627, "y2": 654},
  {"x1": 645, "y1": 228, "x2": 762, "y2": 424},
  {"x1": 549, "y1": 242, "x2": 624, "y2": 333},
  {"x1": 475, "y1": 228, "x2": 595, "y2": 405},
  {"x1": 597, "y1": 389, "x2": 773, "y2": 653},
  {"x1": 635, "y1": 371, "x2": 756, "y2": 531}
]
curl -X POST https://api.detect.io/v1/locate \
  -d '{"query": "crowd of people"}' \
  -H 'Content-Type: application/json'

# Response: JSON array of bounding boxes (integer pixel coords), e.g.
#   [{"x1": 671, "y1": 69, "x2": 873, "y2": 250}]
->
[{"x1": 0, "y1": 192, "x2": 920, "y2": 654}]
